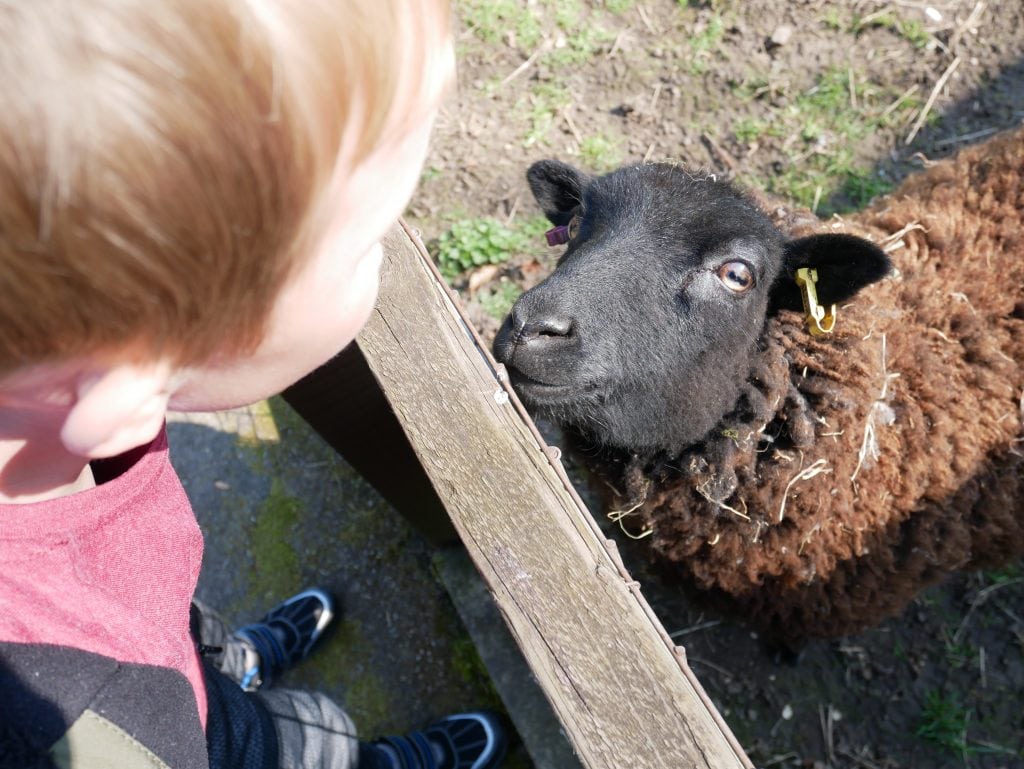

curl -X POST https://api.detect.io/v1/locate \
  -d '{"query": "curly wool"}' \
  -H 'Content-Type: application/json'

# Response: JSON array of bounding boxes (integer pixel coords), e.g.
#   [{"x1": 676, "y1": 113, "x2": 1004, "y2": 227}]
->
[{"x1": 609, "y1": 127, "x2": 1024, "y2": 647}]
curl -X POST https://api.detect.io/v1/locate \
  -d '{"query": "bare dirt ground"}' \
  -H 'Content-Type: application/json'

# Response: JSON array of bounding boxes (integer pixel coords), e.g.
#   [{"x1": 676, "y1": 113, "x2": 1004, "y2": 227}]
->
[{"x1": 407, "y1": 1, "x2": 1024, "y2": 767}]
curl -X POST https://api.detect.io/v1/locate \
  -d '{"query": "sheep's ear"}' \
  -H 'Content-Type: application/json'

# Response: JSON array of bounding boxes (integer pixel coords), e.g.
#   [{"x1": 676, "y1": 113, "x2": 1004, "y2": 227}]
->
[
  {"x1": 769, "y1": 233, "x2": 892, "y2": 313},
  {"x1": 527, "y1": 160, "x2": 590, "y2": 226}
]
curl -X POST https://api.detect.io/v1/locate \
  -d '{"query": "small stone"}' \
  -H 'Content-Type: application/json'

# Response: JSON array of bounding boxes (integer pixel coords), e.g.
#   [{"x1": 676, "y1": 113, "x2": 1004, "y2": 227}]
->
[{"x1": 768, "y1": 24, "x2": 794, "y2": 49}]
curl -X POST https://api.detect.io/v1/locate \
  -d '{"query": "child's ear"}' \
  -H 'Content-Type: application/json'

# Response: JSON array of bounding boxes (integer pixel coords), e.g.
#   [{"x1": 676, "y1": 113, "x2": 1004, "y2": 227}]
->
[
  {"x1": 526, "y1": 160, "x2": 591, "y2": 225},
  {"x1": 61, "y1": 361, "x2": 173, "y2": 458},
  {"x1": 769, "y1": 233, "x2": 892, "y2": 314}
]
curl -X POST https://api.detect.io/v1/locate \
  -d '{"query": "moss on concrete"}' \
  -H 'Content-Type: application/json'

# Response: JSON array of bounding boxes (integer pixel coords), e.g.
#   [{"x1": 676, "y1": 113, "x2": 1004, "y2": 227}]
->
[
  {"x1": 450, "y1": 636, "x2": 504, "y2": 712},
  {"x1": 344, "y1": 675, "x2": 394, "y2": 738},
  {"x1": 248, "y1": 478, "x2": 303, "y2": 602},
  {"x1": 289, "y1": 617, "x2": 397, "y2": 736}
]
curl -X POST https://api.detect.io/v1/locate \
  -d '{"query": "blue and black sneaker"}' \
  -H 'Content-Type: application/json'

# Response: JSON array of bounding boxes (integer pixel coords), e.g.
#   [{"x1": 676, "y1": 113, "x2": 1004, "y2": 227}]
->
[
  {"x1": 233, "y1": 587, "x2": 334, "y2": 691},
  {"x1": 366, "y1": 711, "x2": 508, "y2": 769}
]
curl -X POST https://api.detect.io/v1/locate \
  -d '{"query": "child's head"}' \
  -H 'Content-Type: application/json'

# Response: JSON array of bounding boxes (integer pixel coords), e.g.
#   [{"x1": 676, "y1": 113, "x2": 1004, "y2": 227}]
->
[{"x1": 0, "y1": 0, "x2": 452, "y2": 459}]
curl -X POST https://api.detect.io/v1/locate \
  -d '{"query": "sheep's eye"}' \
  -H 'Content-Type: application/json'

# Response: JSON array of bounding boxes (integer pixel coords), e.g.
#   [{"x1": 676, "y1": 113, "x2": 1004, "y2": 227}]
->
[{"x1": 717, "y1": 261, "x2": 755, "y2": 293}]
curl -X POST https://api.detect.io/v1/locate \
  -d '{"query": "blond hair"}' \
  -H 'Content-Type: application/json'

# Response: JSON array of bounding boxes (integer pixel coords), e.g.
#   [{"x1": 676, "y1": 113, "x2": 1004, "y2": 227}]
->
[{"x1": 0, "y1": 0, "x2": 450, "y2": 375}]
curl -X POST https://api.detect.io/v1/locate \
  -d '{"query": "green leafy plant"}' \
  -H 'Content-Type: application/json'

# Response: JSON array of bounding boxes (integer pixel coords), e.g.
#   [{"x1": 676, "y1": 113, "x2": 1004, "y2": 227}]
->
[{"x1": 432, "y1": 218, "x2": 528, "y2": 280}]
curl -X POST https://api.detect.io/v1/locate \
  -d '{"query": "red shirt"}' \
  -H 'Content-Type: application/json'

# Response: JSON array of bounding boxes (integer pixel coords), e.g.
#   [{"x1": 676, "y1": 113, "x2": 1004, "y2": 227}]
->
[{"x1": 0, "y1": 429, "x2": 208, "y2": 726}]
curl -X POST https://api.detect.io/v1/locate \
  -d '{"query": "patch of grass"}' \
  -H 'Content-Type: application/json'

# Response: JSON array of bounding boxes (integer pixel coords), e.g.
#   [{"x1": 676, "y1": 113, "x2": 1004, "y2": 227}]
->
[
  {"x1": 579, "y1": 131, "x2": 624, "y2": 171},
  {"x1": 420, "y1": 165, "x2": 443, "y2": 183},
  {"x1": 822, "y1": 8, "x2": 845, "y2": 31},
  {"x1": 549, "y1": 24, "x2": 616, "y2": 67},
  {"x1": 984, "y1": 563, "x2": 1022, "y2": 585},
  {"x1": 458, "y1": 0, "x2": 542, "y2": 51},
  {"x1": 733, "y1": 116, "x2": 780, "y2": 144},
  {"x1": 944, "y1": 637, "x2": 977, "y2": 670},
  {"x1": 851, "y1": 11, "x2": 933, "y2": 49},
  {"x1": 477, "y1": 280, "x2": 523, "y2": 321},
  {"x1": 603, "y1": 0, "x2": 634, "y2": 13},
  {"x1": 836, "y1": 168, "x2": 894, "y2": 210},
  {"x1": 431, "y1": 218, "x2": 531, "y2": 280},
  {"x1": 893, "y1": 640, "x2": 908, "y2": 663},
  {"x1": 552, "y1": 0, "x2": 584, "y2": 29},
  {"x1": 897, "y1": 19, "x2": 932, "y2": 48},
  {"x1": 916, "y1": 690, "x2": 971, "y2": 758},
  {"x1": 687, "y1": 14, "x2": 725, "y2": 74},
  {"x1": 751, "y1": 67, "x2": 922, "y2": 214},
  {"x1": 915, "y1": 690, "x2": 1022, "y2": 761},
  {"x1": 522, "y1": 81, "x2": 572, "y2": 147}
]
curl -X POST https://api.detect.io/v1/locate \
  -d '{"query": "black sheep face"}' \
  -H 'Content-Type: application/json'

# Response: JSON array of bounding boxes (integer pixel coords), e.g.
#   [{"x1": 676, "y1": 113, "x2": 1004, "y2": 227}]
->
[{"x1": 493, "y1": 160, "x2": 890, "y2": 455}]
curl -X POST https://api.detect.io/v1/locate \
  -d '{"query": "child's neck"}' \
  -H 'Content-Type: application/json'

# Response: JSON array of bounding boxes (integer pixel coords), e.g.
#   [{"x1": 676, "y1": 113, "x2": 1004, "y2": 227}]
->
[{"x1": 0, "y1": 421, "x2": 97, "y2": 504}]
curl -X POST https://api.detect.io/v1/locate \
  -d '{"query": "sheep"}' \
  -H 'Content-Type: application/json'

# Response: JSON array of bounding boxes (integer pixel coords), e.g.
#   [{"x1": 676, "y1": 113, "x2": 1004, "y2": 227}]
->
[{"x1": 493, "y1": 126, "x2": 1024, "y2": 648}]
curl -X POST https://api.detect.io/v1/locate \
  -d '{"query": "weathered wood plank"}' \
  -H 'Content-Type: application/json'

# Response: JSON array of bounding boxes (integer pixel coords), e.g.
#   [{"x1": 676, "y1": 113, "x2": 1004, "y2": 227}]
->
[{"x1": 355, "y1": 221, "x2": 754, "y2": 769}]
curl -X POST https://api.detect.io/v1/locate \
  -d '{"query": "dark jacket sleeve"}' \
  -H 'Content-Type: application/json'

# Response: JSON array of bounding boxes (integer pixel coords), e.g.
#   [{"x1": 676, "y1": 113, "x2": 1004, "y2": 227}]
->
[{"x1": 0, "y1": 642, "x2": 208, "y2": 769}]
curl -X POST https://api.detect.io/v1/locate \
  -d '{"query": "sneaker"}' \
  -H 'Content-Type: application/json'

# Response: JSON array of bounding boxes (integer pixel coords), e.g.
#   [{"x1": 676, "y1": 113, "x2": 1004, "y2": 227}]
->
[
  {"x1": 371, "y1": 711, "x2": 507, "y2": 769},
  {"x1": 233, "y1": 587, "x2": 335, "y2": 691}
]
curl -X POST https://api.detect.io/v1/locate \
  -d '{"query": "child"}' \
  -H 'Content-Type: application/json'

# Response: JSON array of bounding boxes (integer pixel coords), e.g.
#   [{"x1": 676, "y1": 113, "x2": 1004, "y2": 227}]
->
[{"x1": 0, "y1": 1, "x2": 506, "y2": 767}]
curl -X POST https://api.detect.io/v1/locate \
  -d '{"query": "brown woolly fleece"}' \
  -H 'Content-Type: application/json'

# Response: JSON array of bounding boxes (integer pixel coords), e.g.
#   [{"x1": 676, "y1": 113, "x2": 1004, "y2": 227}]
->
[{"x1": 619, "y1": 126, "x2": 1024, "y2": 646}]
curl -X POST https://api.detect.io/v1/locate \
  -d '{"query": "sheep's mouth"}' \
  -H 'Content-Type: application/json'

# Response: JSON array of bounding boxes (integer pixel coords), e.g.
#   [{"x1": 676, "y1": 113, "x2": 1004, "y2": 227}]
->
[{"x1": 506, "y1": 369, "x2": 598, "y2": 405}]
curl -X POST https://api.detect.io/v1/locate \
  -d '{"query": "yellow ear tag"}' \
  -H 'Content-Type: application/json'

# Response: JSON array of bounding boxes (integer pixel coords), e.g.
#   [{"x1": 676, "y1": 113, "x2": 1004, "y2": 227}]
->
[{"x1": 795, "y1": 267, "x2": 837, "y2": 336}]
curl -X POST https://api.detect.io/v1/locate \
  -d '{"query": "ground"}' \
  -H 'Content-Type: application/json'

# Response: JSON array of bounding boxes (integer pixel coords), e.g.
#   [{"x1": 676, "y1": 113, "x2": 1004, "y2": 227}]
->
[{"x1": 404, "y1": 1, "x2": 1024, "y2": 767}]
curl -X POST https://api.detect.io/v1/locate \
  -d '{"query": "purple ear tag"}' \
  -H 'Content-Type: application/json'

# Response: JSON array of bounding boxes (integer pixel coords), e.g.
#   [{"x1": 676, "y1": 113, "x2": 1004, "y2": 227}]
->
[{"x1": 545, "y1": 225, "x2": 570, "y2": 246}]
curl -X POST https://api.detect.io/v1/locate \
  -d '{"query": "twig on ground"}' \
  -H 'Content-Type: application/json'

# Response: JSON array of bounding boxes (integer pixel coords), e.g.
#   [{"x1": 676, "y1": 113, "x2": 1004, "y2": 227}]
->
[
  {"x1": 562, "y1": 107, "x2": 583, "y2": 145},
  {"x1": 906, "y1": 55, "x2": 962, "y2": 145},
  {"x1": 669, "y1": 619, "x2": 722, "y2": 639},
  {"x1": 838, "y1": 749, "x2": 889, "y2": 769},
  {"x1": 504, "y1": 196, "x2": 519, "y2": 226},
  {"x1": 934, "y1": 126, "x2": 999, "y2": 147},
  {"x1": 688, "y1": 656, "x2": 734, "y2": 678},
  {"x1": 501, "y1": 40, "x2": 551, "y2": 87},
  {"x1": 819, "y1": 704, "x2": 837, "y2": 765},
  {"x1": 648, "y1": 82, "x2": 662, "y2": 114},
  {"x1": 949, "y1": 1, "x2": 987, "y2": 53},
  {"x1": 880, "y1": 84, "x2": 921, "y2": 120},
  {"x1": 635, "y1": 3, "x2": 657, "y2": 35},
  {"x1": 701, "y1": 133, "x2": 738, "y2": 173},
  {"x1": 953, "y1": 577, "x2": 1024, "y2": 643},
  {"x1": 606, "y1": 30, "x2": 627, "y2": 59}
]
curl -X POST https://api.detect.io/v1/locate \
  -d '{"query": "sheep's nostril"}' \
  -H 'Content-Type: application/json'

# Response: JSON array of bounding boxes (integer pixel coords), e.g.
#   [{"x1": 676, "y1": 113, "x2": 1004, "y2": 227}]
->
[{"x1": 521, "y1": 315, "x2": 573, "y2": 340}]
